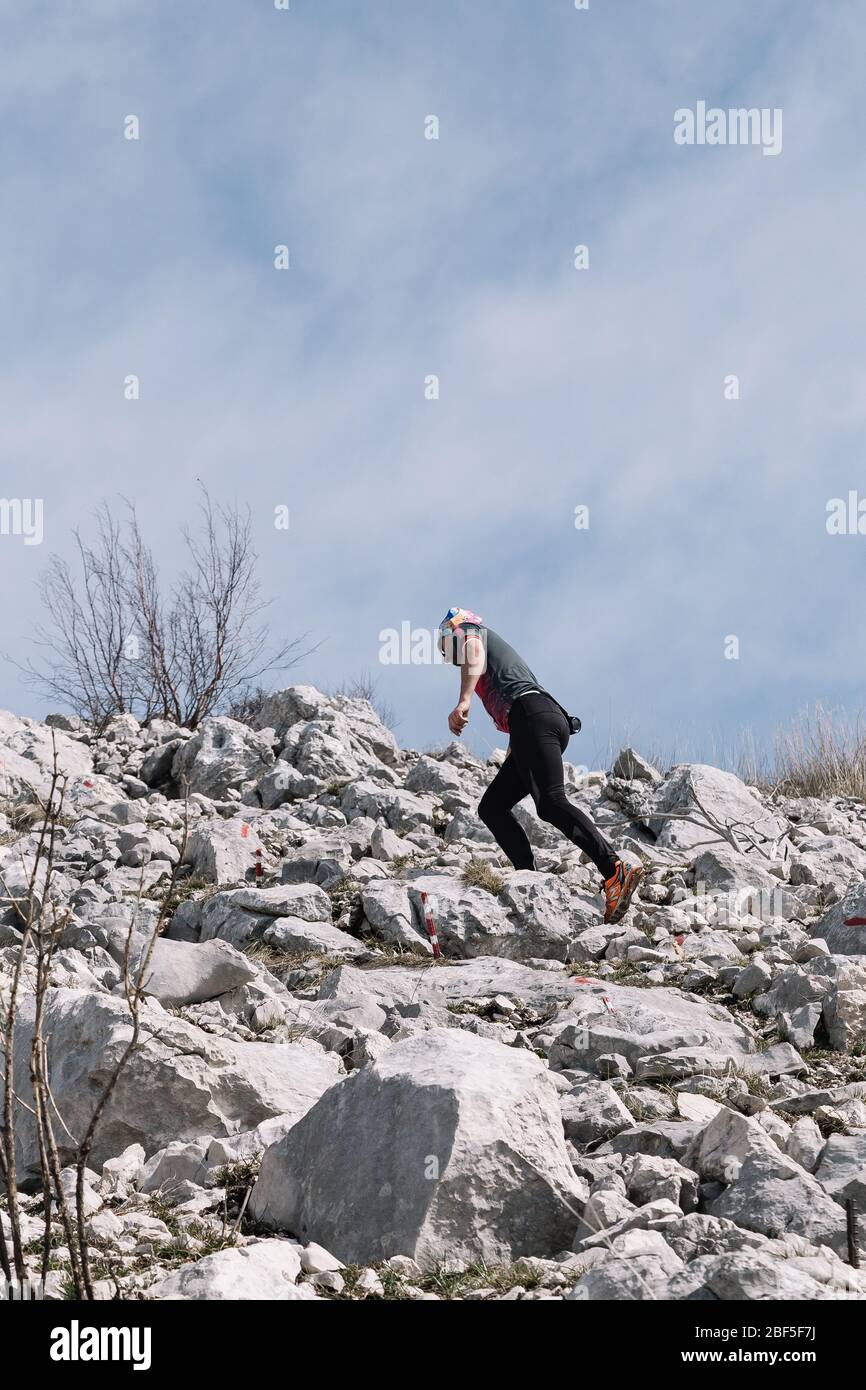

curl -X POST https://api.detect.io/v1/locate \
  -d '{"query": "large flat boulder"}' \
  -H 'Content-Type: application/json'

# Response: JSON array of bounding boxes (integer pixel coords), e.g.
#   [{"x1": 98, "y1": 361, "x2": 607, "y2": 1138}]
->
[
  {"x1": 361, "y1": 873, "x2": 599, "y2": 962},
  {"x1": 189, "y1": 884, "x2": 333, "y2": 948},
  {"x1": 11, "y1": 988, "x2": 343, "y2": 1180},
  {"x1": 147, "y1": 1239, "x2": 316, "y2": 1300},
  {"x1": 666, "y1": 1249, "x2": 860, "y2": 1301},
  {"x1": 315, "y1": 958, "x2": 585, "y2": 1014},
  {"x1": 546, "y1": 983, "x2": 756, "y2": 1071},
  {"x1": 262, "y1": 919, "x2": 367, "y2": 958},
  {"x1": 138, "y1": 937, "x2": 258, "y2": 1006},
  {"x1": 314, "y1": 959, "x2": 757, "y2": 1075},
  {"x1": 250, "y1": 1028, "x2": 584, "y2": 1268}
]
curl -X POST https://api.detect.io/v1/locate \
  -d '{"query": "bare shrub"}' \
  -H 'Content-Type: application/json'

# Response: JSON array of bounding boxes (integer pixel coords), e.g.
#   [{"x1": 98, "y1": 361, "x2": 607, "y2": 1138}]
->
[
  {"x1": 0, "y1": 749, "x2": 190, "y2": 1298},
  {"x1": 330, "y1": 670, "x2": 399, "y2": 730},
  {"x1": 224, "y1": 684, "x2": 270, "y2": 727},
  {"x1": 17, "y1": 489, "x2": 313, "y2": 731}
]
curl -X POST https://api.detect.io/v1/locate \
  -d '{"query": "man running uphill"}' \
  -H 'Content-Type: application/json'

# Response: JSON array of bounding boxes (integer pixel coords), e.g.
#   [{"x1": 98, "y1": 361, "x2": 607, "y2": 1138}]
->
[{"x1": 439, "y1": 606, "x2": 643, "y2": 924}]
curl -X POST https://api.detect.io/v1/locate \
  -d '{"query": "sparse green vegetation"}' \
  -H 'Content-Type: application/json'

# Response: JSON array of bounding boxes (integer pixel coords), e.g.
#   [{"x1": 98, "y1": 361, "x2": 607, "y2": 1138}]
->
[
  {"x1": 326, "y1": 779, "x2": 353, "y2": 796},
  {"x1": 729, "y1": 1069, "x2": 773, "y2": 1099},
  {"x1": 243, "y1": 940, "x2": 352, "y2": 991},
  {"x1": 240, "y1": 939, "x2": 288, "y2": 973},
  {"x1": 210, "y1": 1156, "x2": 262, "y2": 1209},
  {"x1": 147, "y1": 874, "x2": 218, "y2": 910},
  {"x1": 325, "y1": 1256, "x2": 579, "y2": 1300},
  {"x1": 355, "y1": 938, "x2": 437, "y2": 967}
]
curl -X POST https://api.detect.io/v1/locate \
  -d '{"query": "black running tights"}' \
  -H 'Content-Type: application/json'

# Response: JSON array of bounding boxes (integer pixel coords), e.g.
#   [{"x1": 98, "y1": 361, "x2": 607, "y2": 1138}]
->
[{"x1": 477, "y1": 693, "x2": 617, "y2": 878}]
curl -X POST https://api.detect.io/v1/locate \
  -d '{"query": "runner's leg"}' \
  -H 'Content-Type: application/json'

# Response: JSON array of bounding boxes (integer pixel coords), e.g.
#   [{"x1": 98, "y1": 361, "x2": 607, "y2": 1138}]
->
[
  {"x1": 509, "y1": 697, "x2": 618, "y2": 878},
  {"x1": 478, "y1": 752, "x2": 535, "y2": 869}
]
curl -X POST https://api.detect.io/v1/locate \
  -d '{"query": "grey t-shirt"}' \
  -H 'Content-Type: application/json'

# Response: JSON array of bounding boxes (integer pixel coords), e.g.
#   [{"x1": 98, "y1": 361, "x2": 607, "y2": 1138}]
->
[{"x1": 456, "y1": 623, "x2": 547, "y2": 732}]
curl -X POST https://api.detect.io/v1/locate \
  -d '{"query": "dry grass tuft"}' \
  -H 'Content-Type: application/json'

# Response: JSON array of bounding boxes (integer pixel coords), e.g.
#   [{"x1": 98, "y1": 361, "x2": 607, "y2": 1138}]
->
[
  {"x1": 740, "y1": 704, "x2": 866, "y2": 802},
  {"x1": 461, "y1": 857, "x2": 506, "y2": 895}
]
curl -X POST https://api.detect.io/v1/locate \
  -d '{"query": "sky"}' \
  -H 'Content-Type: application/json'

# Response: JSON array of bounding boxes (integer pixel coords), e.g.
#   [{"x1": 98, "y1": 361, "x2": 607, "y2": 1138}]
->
[{"x1": 1, "y1": 0, "x2": 865, "y2": 768}]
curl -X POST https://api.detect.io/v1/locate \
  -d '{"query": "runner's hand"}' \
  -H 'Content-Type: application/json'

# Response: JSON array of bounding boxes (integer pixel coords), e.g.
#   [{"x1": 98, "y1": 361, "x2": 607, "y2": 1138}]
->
[{"x1": 448, "y1": 703, "x2": 470, "y2": 735}]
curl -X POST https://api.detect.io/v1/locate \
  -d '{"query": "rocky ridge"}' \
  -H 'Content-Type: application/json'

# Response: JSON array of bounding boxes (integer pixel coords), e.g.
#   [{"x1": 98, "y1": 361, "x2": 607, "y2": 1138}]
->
[{"x1": 1, "y1": 691, "x2": 865, "y2": 1301}]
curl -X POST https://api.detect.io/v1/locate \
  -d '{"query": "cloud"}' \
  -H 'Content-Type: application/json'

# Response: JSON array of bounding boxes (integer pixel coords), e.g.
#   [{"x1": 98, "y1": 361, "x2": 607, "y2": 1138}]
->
[{"x1": 0, "y1": 0, "x2": 862, "y2": 766}]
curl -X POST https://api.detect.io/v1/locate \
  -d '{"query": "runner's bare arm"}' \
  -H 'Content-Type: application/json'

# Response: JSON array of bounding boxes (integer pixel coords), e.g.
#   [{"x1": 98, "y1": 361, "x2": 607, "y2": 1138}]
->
[{"x1": 448, "y1": 634, "x2": 485, "y2": 735}]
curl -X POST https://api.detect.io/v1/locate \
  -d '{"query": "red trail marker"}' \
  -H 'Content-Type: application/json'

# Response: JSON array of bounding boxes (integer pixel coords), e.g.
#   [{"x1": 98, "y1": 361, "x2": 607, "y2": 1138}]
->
[{"x1": 419, "y1": 891, "x2": 442, "y2": 960}]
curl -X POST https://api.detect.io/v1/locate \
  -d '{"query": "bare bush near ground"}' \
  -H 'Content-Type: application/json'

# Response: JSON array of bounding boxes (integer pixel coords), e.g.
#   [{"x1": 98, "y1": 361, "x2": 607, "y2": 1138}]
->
[
  {"x1": 225, "y1": 684, "x2": 270, "y2": 727},
  {"x1": 17, "y1": 489, "x2": 312, "y2": 731},
  {"x1": 330, "y1": 670, "x2": 399, "y2": 731},
  {"x1": 0, "y1": 756, "x2": 69, "y2": 1292},
  {"x1": 0, "y1": 746, "x2": 189, "y2": 1298}
]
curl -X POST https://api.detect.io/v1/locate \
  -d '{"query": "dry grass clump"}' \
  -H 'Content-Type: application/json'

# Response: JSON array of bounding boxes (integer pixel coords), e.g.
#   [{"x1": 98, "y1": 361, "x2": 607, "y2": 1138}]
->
[
  {"x1": 740, "y1": 704, "x2": 866, "y2": 801},
  {"x1": 461, "y1": 857, "x2": 506, "y2": 895}
]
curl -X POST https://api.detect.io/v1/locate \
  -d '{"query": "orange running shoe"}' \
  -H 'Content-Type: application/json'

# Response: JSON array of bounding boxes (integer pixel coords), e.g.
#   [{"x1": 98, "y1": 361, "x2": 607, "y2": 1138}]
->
[{"x1": 602, "y1": 861, "x2": 645, "y2": 924}]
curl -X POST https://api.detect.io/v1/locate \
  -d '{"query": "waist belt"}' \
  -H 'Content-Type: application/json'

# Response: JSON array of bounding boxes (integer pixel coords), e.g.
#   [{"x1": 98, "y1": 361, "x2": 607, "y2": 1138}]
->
[{"x1": 516, "y1": 689, "x2": 581, "y2": 734}]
